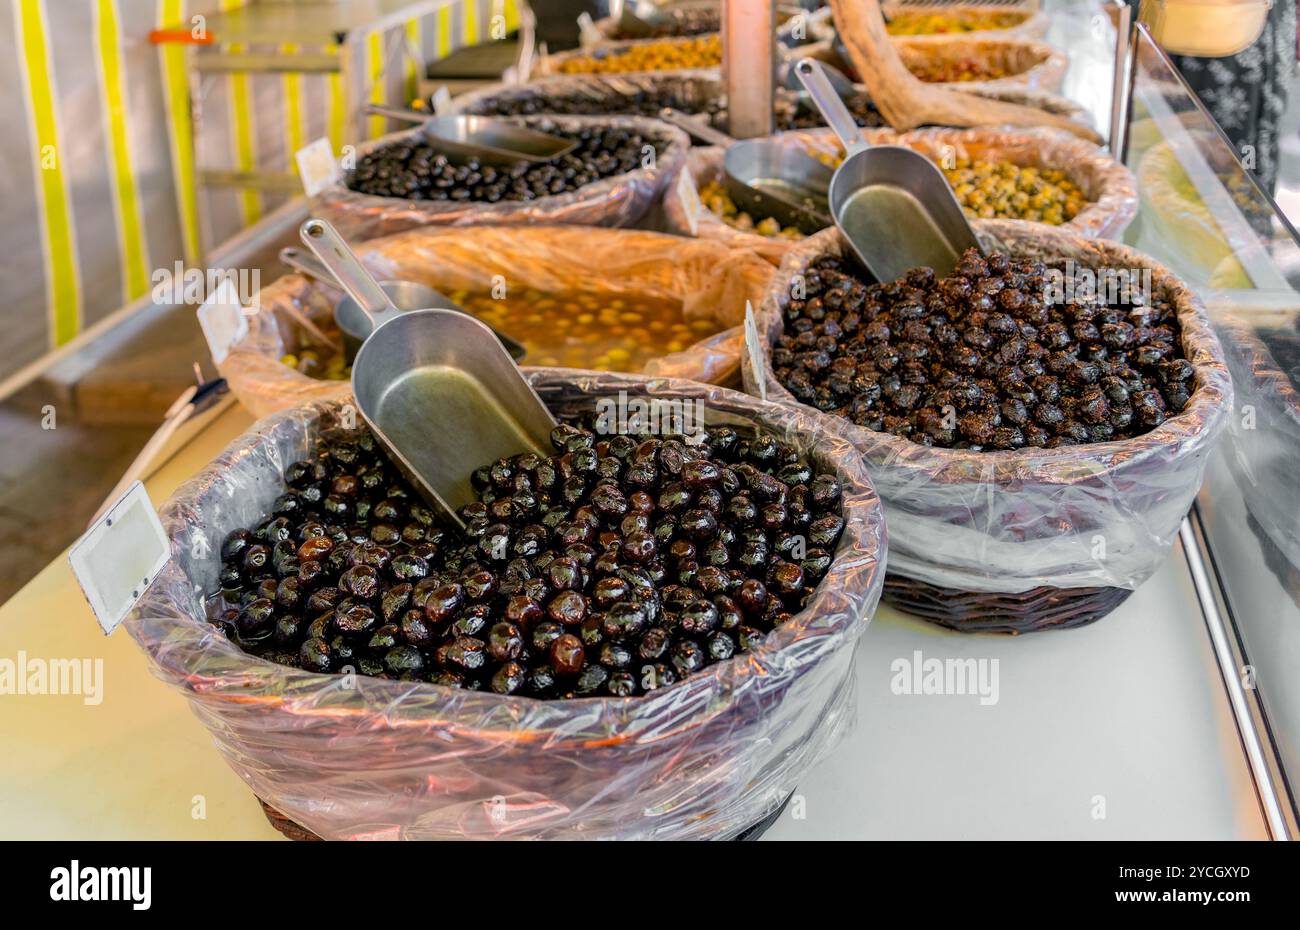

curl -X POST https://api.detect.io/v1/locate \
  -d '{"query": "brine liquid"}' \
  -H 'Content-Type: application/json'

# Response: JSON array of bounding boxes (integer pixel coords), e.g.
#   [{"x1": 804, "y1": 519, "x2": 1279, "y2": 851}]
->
[{"x1": 455, "y1": 289, "x2": 719, "y2": 370}]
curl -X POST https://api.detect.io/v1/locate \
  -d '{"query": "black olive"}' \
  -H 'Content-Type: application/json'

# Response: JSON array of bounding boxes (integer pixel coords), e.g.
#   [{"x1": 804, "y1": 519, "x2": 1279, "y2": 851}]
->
[
  {"x1": 550, "y1": 633, "x2": 585, "y2": 675},
  {"x1": 602, "y1": 601, "x2": 648, "y2": 640},
  {"x1": 236, "y1": 598, "x2": 275, "y2": 642},
  {"x1": 299, "y1": 637, "x2": 332, "y2": 672}
]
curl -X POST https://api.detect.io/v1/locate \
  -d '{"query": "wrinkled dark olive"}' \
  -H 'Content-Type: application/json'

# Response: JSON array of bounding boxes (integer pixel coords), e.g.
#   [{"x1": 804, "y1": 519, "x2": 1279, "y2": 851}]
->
[
  {"x1": 299, "y1": 637, "x2": 332, "y2": 672},
  {"x1": 550, "y1": 633, "x2": 585, "y2": 675}
]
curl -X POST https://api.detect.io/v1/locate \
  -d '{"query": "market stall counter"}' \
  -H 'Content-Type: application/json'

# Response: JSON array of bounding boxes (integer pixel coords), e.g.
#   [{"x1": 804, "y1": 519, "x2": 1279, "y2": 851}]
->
[{"x1": 0, "y1": 397, "x2": 1267, "y2": 839}]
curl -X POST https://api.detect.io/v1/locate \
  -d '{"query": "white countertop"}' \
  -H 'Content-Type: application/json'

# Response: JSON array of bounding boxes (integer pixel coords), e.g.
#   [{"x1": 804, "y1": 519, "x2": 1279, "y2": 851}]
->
[{"x1": 0, "y1": 398, "x2": 1267, "y2": 840}]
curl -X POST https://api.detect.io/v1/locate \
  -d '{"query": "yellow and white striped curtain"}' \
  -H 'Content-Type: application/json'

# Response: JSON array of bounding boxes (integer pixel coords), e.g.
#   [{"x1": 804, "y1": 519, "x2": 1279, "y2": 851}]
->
[{"x1": 1, "y1": 0, "x2": 515, "y2": 380}]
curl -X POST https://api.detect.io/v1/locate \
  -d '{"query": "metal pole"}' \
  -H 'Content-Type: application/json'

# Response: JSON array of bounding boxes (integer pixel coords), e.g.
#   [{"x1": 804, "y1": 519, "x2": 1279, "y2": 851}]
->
[
  {"x1": 722, "y1": 0, "x2": 776, "y2": 139},
  {"x1": 1108, "y1": 0, "x2": 1136, "y2": 160},
  {"x1": 1180, "y1": 514, "x2": 1297, "y2": 840}
]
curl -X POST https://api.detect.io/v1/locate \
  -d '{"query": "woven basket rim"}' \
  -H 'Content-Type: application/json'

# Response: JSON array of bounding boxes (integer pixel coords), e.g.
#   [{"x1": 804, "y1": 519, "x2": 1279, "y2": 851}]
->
[
  {"x1": 130, "y1": 370, "x2": 887, "y2": 750},
  {"x1": 757, "y1": 222, "x2": 1231, "y2": 488}
]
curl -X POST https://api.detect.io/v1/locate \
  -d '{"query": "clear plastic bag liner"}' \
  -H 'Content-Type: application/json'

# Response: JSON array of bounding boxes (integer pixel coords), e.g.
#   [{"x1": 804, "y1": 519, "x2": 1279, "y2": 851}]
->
[
  {"x1": 891, "y1": 35, "x2": 1068, "y2": 93},
  {"x1": 746, "y1": 222, "x2": 1232, "y2": 593},
  {"x1": 310, "y1": 115, "x2": 690, "y2": 241},
  {"x1": 219, "y1": 226, "x2": 775, "y2": 418},
  {"x1": 127, "y1": 371, "x2": 887, "y2": 840}
]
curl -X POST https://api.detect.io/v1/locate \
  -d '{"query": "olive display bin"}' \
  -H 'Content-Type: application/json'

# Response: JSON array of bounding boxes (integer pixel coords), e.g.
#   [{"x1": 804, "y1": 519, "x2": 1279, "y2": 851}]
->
[
  {"x1": 127, "y1": 371, "x2": 886, "y2": 839},
  {"x1": 748, "y1": 222, "x2": 1232, "y2": 634}
]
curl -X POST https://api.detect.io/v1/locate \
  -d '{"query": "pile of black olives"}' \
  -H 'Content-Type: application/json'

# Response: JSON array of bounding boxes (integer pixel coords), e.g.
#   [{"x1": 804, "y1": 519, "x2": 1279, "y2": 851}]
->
[
  {"x1": 781, "y1": 93, "x2": 886, "y2": 131},
  {"x1": 465, "y1": 88, "x2": 728, "y2": 128},
  {"x1": 771, "y1": 249, "x2": 1195, "y2": 450},
  {"x1": 207, "y1": 416, "x2": 846, "y2": 699},
  {"x1": 346, "y1": 121, "x2": 661, "y2": 202},
  {"x1": 459, "y1": 89, "x2": 883, "y2": 135}
]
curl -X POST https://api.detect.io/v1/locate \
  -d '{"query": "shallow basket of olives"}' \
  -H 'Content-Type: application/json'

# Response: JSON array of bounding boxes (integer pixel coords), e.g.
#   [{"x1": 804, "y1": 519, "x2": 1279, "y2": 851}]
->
[
  {"x1": 747, "y1": 222, "x2": 1232, "y2": 634},
  {"x1": 538, "y1": 34, "x2": 723, "y2": 76},
  {"x1": 312, "y1": 114, "x2": 690, "y2": 240},
  {"x1": 819, "y1": 33, "x2": 1066, "y2": 93},
  {"x1": 877, "y1": 2, "x2": 1051, "y2": 41},
  {"x1": 127, "y1": 370, "x2": 886, "y2": 839},
  {"x1": 217, "y1": 225, "x2": 774, "y2": 418}
]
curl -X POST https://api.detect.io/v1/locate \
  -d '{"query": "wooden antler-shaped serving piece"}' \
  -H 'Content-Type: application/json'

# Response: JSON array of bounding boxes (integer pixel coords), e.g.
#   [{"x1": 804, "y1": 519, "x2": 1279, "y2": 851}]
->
[{"x1": 830, "y1": 0, "x2": 1103, "y2": 144}]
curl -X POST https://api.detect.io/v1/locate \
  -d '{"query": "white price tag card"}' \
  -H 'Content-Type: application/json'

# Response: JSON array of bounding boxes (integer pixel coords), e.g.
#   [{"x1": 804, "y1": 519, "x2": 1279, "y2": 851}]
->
[
  {"x1": 744, "y1": 301, "x2": 768, "y2": 401},
  {"x1": 675, "y1": 167, "x2": 701, "y2": 237},
  {"x1": 295, "y1": 136, "x2": 341, "y2": 197},
  {"x1": 431, "y1": 85, "x2": 453, "y2": 114},
  {"x1": 68, "y1": 482, "x2": 171, "y2": 635},
  {"x1": 195, "y1": 278, "x2": 248, "y2": 366}
]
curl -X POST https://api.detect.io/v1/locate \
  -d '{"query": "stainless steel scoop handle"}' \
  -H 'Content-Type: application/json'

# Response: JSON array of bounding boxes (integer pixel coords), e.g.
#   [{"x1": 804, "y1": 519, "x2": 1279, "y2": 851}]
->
[
  {"x1": 795, "y1": 58, "x2": 866, "y2": 155},
  {"x1": 299, "y1": 219, "x2": 401, "y2": 330},
  {"x1": 279, "y1": 246, "x2": 336, "y2": 285},
  {"x1": 659, "y1": 107, "x2": 736, "y2": 148},
  {"x1": 364, "y1": 103, "x2": 432, "y2": 124}
]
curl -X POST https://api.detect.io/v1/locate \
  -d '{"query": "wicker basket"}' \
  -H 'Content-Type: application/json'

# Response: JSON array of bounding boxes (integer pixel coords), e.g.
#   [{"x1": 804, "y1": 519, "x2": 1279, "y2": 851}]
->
[
  {"x1": 882, "y1": 575, "x2": 1135, "y2": 634},
  {"x1": 129, "y1": 371, "x2": 886, "y2": 839},
  {"x1": 258, "y1": 790, "x2": 794, "y2": 841},
  {"x1": 748, "y1": 223, "x2": 1232, "y2": 633}
]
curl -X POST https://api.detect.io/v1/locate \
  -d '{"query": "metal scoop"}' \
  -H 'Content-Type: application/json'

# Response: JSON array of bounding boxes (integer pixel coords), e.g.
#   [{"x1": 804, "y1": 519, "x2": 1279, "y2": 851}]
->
[
  {"x1": 278, "y1": 246, "x2": 526, "y2": 364},
  {"x1": 780, "y1": 58, "x2": 857, "y2": 98},
  {"x1": 364, "y1": 105, "x2": 576, "y2": 166},
  {"x1": 658, "y1": 108, "x2": 833, "y2": 235},
  {"x1": 300, "y1": 218, "x2": 556, "y2": 529},
  {"x1": 611, "y1": 0, "x2": 712, "y2": 39},
  {"x1": 795, "y1": 58, "x2": 981, "y2": 282}
]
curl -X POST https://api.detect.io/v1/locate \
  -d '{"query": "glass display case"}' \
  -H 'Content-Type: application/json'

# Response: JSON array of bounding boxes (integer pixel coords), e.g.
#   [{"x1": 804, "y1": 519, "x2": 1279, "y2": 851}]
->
[
  {"x1": 1117, "y1": 23, "x2": 1300, "y2": 829},
  {"x1": 1107, "y1": 10, "x2": 1300, "y2": 832}
]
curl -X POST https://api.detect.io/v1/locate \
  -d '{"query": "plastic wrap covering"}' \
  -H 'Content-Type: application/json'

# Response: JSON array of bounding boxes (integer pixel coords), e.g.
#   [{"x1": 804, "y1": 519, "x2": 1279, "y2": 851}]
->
[
  {"x1": 746, "y1": 222, "x2": 1232, "y2": 594},
  {"x1": 127, "y1": 371, "x2": 887, "y2": 840},
  {"x1": 835, "y1": 35, "x2": 1066, "y2": 93},
  {"x1": 311, "y1": 115, "x2": 689, "y2": 241},
  {"x1": 892, "y1": 36, "x2": 1066, "y2": 92},
  {"x1": 218, "y1": 226, "x2": 777, "y2": 418},
  {"x1": 1213, "y1": 310, "x2": 1300, "y2": 572}
]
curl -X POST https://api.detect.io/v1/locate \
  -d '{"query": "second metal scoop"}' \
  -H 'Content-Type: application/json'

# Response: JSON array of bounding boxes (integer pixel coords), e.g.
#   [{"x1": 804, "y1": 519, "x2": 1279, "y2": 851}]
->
[
  {"x1": 300, "y1": 219, "x2": 556, "y2": 529},
  {"x1": 659, "y1": 108, "x2": 833, "y2": 235},
  {"x1": 365, "y1": 105, "x2": 576, "y2": 166},
  {"x1": 795, "y1": 58, "x2": 981, "y2": 282}
]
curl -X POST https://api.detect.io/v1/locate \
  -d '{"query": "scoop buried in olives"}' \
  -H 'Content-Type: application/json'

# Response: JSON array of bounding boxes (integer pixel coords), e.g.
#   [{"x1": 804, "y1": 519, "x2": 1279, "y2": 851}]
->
[{"x1": 205, "y1": 412, "x2": 847, "y2": 699}]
